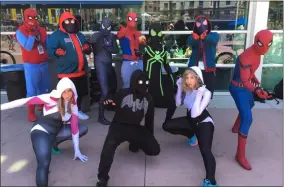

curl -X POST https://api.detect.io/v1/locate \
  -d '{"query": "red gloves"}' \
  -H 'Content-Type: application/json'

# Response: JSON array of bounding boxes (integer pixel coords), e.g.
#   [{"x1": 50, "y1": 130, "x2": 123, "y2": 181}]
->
[
  {"x1": 200, "y1": 30, "x2": 208, "y2": 40},
  {"x1": 192, "y1": 32, "x2": 199, "y2": 40},
  {"x1": 55, "y1": 48, "x2": 66, "y2": 56},
  {"x1": 251, "y1": 76, "x2": 260, "y2": 87},
  {"x1": 255, "y1": 87, "x2": 272, "y2": 99},
  {"x1": 28, "y1": 28, "x2": 40, "y2": 37},
  {"x1": 82, "y1": 43, "x2": 90, "y2": 52}
]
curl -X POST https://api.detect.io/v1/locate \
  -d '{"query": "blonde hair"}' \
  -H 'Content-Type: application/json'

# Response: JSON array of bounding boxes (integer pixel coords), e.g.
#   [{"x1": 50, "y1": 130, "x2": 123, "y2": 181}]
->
[
  {"x1": 58, "y1": 96, "x2": 73, "y2": 116},
  {"x1": 182, "y1": 69, "x2": 203, "y2": 92}
]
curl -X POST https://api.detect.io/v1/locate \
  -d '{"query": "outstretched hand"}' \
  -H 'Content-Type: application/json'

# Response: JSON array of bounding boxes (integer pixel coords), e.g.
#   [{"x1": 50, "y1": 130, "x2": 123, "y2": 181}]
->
[
  {"x1": 103, "y1": 99, "x2": 116, "y2": 106},
  {"x1": 73, "y1": 150, "x2": 88, "y2": 162}
]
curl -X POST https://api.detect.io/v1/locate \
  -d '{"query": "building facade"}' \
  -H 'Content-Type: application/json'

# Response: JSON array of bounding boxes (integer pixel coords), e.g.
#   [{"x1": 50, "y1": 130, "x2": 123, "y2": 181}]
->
[{"x1": 1, "y1": 0, "x2": 283, "y2": 92}]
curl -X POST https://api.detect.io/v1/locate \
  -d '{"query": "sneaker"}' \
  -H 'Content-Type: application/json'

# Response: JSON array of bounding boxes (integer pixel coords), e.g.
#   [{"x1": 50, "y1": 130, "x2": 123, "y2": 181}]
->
[
  {"x1": 78, "y1": 111, "x2": 89, "y2": 120},
  {"x1": 188, "y1": 135, "x2": 198, "y2": 146},
  {"x1": 96, "y1": 179, "x2": 107, "y2": 187},
  {"x1": 202, "y1": 179, "x2": 218, "y2": 187}
]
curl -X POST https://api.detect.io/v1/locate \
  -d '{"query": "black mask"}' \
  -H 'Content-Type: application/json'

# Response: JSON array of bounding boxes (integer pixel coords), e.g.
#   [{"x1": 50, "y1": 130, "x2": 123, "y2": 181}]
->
[
  {"x1": 148, "y1": 23, "x2": 163, "y2": 50},
  {"x1": 100, "y1": 18, "x2": 112, "y2": 36},
  {"x1": 130, "y1": 70, "x2": 150, "y2": 95},
  {"x1": 194, "y1": 17, "x2": 209, "y2": 36},
  {"x1": 62, "y1": 18, "x2": 79, "y2": 33}
]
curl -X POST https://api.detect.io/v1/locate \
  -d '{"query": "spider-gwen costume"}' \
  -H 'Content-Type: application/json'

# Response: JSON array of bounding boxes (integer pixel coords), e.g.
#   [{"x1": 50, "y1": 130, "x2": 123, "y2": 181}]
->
[
  {"x1": 47, "y1": 12, "x2": 91, "y2": 120},
  {"x1": 229, "y1": 30, "x2": 273, "y2": 170},
  {"x1": 117, "y1": 12, "x2": 146, "y2": 88},
  {"x1": 1, "y1": 78, "x2": 88, "y2": 187},
  {"x1": 16, "y1": 8, "x2": 50, "y2": 122},
  {"x1": 143, "y1": 23, "x2": 176, "y2": 123},
  {"x1": 187, "y1": 16, "x2": 219, "y2": 97},
  {"x1": 91, "y1": 18, "x2": 119, "y2": 126}
]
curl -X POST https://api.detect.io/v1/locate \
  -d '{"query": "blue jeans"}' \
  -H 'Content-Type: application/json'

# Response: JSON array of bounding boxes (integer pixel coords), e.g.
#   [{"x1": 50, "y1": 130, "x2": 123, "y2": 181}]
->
[
  {"x1": 24, "y1": 62, "x2": 50, "y2": 97},
  {"x1": 121, "y1": 60, "x2": 143, "y2": 88}
]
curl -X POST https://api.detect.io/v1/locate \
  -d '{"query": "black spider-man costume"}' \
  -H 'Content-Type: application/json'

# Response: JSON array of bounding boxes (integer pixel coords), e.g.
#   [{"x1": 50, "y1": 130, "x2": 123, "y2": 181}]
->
[
  {"x1": 91, "y1": 18, "x2": 119, "y2": 125},
  {"x1": 229, "y1": 30, "x2": 273, "y2": 170}
]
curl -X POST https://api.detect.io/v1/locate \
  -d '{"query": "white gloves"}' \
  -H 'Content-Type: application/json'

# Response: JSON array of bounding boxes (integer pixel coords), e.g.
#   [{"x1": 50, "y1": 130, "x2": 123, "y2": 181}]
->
[
  {"x1": 72, "y1": 133, "x2": 88, "y2": 162},
  {"x1": 176, "y1": 77, "x2": 183, "y2": 89}
]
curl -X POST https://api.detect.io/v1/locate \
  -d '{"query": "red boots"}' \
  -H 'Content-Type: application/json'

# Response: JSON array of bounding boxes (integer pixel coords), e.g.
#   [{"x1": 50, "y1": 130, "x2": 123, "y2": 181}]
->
[
  {"x1": 235, "y1": 134, "x2": 252, "y2": 170},
  {"x1": 232, "y1": 114, "x2": 240, "y2": 133},
  {"x1": 28, "y1": 105, "x2": 37, "y2": 122}
]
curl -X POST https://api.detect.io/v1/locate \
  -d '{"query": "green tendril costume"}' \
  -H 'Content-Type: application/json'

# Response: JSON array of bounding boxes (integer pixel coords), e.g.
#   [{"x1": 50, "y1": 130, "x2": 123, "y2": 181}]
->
[{"x1": 143, "y1": 23, "x2": 177, "y2": 122}]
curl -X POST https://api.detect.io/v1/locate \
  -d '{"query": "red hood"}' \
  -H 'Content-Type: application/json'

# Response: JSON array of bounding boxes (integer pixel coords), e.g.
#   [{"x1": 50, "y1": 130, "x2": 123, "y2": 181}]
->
[
  {"x1": 193, "y1": 16, "x2": 212, "y2": 34},
  {"x1": 59, "y1": 12, "x2": 79, "y2": 33}
]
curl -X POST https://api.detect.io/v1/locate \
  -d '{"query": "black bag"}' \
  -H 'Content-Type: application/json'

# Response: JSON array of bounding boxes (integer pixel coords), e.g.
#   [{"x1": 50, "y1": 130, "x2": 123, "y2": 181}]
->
[{"x1": 273, "y1": 79, "x2": 283, "y2": 99}]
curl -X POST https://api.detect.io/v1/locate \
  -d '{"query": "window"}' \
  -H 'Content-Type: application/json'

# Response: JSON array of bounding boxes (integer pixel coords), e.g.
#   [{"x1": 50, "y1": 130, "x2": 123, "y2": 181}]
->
[
  {"x1": 190, "y1": 1, "x2": 194, "y2": 7},
  {"x1": 199, "y1": 1, "x2": 203, "y2": 7},
  {"x1": 164, "y1": 3, "x2": 168, "y2": 9},
  {"x1": 226, "y1": 1, "x2": 231, "y2": 5}
]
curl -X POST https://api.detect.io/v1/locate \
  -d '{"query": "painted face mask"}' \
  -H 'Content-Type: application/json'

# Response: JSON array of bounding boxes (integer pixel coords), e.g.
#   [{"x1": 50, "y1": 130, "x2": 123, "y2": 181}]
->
[
  {"x1": 100, "y1": 18, "x2": 112, "y2": 36},
  {"x1": 62, "y1": 18, "x2": 79, "y2": 33},
  {"x1": 148, "y1": 23, "x2": 163, "y2": 50},
  {"x1": 23, "y1": 8, "x2": 39, "y2": 29},
  {"x1": 126, "y1": 12, "x2": 137, "y2": 29},
  {"x1": 194, "y1": 17, "x2": 209, "y2": 35},
  {"x1": 253, "y1": 30, "x2": 273, "y2": 55}
]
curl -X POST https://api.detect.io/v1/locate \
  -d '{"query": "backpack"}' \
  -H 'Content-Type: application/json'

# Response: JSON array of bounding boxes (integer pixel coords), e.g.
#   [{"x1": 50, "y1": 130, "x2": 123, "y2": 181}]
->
[{"x1": 273, "y1": 79, "x2": 283, "y2": 99}]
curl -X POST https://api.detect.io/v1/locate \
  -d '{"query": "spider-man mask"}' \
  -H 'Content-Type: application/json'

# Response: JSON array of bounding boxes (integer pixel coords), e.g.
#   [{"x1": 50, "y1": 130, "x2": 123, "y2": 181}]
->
[
  {"x1": 149, "y1": 23, "x2": 163, "y2": 50},
  {"x1": 253, "y1": 30, "x2": 273, "y2": 55},
  {"x1": 100, "y1": 18, "x2": 112, "y2": 36},
  {"x1": 194, "y1": 16, "x2": 211, "y2": 35},
  {"x1": 23, "y1": 8, "x2": 39, "y2": 29},
  {"x1": 126, "y1": 12, "x2": 137, "y2": 29}
]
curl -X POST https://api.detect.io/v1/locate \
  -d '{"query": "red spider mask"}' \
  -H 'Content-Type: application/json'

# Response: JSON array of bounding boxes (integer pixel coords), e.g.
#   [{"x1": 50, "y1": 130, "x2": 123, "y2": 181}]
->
[
  {"x1": 126, "y1": 12, "x2": 137, "y2": 29},
  {"x1": 23, "y1": 8, "x2": 39, "y2": 29},
  {"x1": 253, "y1": 30, "x2": 273, "y2": 55}
]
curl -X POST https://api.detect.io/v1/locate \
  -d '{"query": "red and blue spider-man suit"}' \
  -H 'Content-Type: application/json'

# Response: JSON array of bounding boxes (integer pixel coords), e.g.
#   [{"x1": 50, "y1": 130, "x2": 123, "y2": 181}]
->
[
  {"x1": 229, "y1": 30, "x2": 273, "y2": 170},
  {"x1": 16, "y1": 8, "x2": 50, "y2": 122},
  {"x1": 117, "y1": 12, "x2": 146, "y2": 88}
]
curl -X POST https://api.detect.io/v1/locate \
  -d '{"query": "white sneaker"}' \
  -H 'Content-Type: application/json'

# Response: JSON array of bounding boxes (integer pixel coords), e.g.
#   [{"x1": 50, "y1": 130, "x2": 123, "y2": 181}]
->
[{"x1": 78, "y1": 111, "x2": 89, "y2": 120}]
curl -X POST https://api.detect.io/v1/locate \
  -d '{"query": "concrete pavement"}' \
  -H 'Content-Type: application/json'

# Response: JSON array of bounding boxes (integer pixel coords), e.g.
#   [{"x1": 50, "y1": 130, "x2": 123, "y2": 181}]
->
[{"x1": 1, "y1": 94, "x2": 283, "y2": 186}]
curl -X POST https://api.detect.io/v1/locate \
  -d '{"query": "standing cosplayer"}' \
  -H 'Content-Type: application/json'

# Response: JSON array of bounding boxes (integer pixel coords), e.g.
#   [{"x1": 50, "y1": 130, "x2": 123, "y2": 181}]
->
[
  {"x1": 16, "y1": 8, "x2": 50, "y2": 122},
  {"x1": 96, "y1": 70, "x2": 160, "y2": 187},
  {"x1": 117, "y1": 12, "x2": 146, "y2": 88},
  {"x1": 91, "y1": 18, "x2": 119, "y2": 126},
  {"x1": 229, "y1": 30, "x2": 273, "y2": 170},
  {"x1": 143, "y1": 23, "x2": 176, "y2": 123},
  {"x1": 47, "y1": 12, "x2": 91, "y2": 120},
  {"x1": 187, "y1": 16, "x2": 219, "y2": 97},
  {"x1": 163, "y1": 67, "x2": 217, "y2": 186},
  {"x1": 1, "y1": 78, "x2": 88, "y2": 187}
]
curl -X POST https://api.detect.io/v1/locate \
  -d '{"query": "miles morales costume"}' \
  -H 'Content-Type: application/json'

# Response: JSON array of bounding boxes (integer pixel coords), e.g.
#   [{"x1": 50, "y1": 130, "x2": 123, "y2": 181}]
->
[
  {"x1": 47, "y1": 12, "x2": 91, "y2": 120},
  {"x1": 16, "y1": 8, "x2": 50, "y2": 122},
  {"x1": 96, "y1": 70, "x2": 160, "y2": 187},
  {"x1": 117, "y1": 12, "x2": 146, "y2": 88},
  {"x1": 91, "y1": 18, "x2": 119, "y2": 126},
  {"x1": 187, "y1": 16, "x2": 219, "y2": 97},
  {"x1": 143, "y1": 23, "x2": 176, "y2": 123},
  {"x1": 229, "y1": 30, "x2": 273, "y2": 170}
]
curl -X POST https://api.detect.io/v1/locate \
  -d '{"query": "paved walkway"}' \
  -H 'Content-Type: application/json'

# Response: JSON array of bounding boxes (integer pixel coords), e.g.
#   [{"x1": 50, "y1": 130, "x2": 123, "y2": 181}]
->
[{"x1": 1, "y1": 95, "x2": 283, "y2": 186}]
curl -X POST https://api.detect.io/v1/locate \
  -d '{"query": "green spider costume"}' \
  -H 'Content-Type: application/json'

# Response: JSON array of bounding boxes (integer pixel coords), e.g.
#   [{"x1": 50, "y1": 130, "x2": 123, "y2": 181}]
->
[{"x1": 143, "y1": 23, "x2": 176, "y2": 122}]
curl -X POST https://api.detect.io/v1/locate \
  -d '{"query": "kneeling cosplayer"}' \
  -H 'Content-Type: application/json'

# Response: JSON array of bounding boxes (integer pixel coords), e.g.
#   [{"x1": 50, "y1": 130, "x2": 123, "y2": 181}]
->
[{"x1": 1, "y1": 77, "x2": 88, "y2": 187}]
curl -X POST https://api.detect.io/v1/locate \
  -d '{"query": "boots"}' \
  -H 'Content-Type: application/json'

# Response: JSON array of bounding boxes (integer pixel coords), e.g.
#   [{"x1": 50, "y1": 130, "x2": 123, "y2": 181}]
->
[
  {"x1": 98, "y1": 103, "x2": 111, "y2": 126},
  {"x1": 235, "y1": 134, "x2": 252, "y2": 170},
  {"x1": 28, "y1": 105, "x2": 37, "y2": 122},
  {"x1": 37, "y1": 104, "x2": 44, "y2": 111},
  {"x1": 232, "y1": 114, "x2": 241, "y2": 133},
  {"x1": 96, "y1": 179, "x2": 107, "y2": 187}
]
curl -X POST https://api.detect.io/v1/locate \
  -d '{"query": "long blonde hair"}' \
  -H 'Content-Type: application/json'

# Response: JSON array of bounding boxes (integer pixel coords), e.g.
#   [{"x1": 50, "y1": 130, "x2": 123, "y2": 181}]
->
[
  {"x1": 182, "y1": 69, "x2": 203, "y2": 92},
  {"x1": 58, "y1": 96, "x2": 73, "y2": 116}
]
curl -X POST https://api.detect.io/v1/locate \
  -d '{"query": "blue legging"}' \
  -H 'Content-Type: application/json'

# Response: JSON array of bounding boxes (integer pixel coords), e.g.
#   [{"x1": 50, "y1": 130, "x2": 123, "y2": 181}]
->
[
  {"x1": 229, "y1": 84, "x2": 255, "y2": 135},
  {"x1": 24, "y1": 62, "x2": 50, "y2": 97},
  {"x1": 121, "y1": 60, "x2": 143, "y2": 88},
  {"x1": 95, "y1": 61, "x2": 117, "y2": 101}
]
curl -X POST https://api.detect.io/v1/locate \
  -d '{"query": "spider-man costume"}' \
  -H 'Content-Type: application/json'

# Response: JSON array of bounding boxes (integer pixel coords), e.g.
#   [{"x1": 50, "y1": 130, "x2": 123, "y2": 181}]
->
[
  {"x1": 117, "y1": 12, "x2": 146, "y2": 88},
  {"x1": 229, "y1": 30, "x2": 273, "y2": 170},
  {"x1": 16, "y1": 8, "x2": 50, "y2": 122},
  {"x1": 91, "y1": 18, "x2": 119, "y2": 126}
]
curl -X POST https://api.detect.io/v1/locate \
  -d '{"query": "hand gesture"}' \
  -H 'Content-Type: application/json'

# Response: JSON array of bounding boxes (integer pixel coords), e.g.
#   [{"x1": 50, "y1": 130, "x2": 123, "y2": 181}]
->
[
  {"x1": 139, "y1": 35, "x2": 147, "y2": 45},
  {"x1": 192, "y1": 32, "x2": 199, "y2": 40},
  {"x1": 73, "y1": 150, "x2": 88, "y2": 162},
  {"x1": 251, "y1": 77, "x2": 260, "y2": 87},
  {"x1": 55, "y1": 48, "x2": 66, "y2": 56},
  {"x1": 200, "y1": 30, "x2": 208, "y2": 40},
  {"x1": 176, "y1": 77, "x2": 183, "y2": 88},
  {"x1": 255, "y1": 88, "x2": 272, "y2": 100}
]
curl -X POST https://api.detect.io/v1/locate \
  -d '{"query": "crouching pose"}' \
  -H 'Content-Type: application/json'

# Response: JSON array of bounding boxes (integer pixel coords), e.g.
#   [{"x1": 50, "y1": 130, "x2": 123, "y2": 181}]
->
[
  {"x1": 1, "y1": 77, "x2": 88, "y2": 187},
  {"x1": 96, "y1": 70, "x2": 160, "y2": 187},
  {"x1": 163, "y1": 67, "x2": 217, "y2": 187}
]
